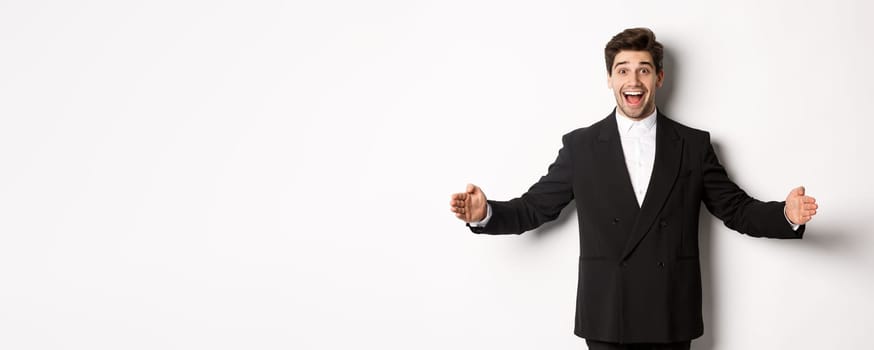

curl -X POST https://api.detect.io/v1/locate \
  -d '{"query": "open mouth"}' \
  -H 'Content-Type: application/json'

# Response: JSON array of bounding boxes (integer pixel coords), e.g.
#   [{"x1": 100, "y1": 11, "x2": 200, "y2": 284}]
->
[{"x1": 623, "y1": 91, "x2": 644, "y2": 106}]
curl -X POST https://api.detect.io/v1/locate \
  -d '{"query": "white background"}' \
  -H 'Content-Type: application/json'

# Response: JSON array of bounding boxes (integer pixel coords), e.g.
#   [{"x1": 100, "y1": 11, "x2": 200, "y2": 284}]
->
[{"x1": 1, "y1": 1, "x2": 872, "y2": 349}]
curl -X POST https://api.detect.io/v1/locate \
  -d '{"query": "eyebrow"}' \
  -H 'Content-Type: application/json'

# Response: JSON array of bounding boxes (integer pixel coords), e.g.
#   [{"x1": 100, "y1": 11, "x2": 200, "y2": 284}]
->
[{"x1": 613, "y1": 61, "x2": 655, "y2": 69}]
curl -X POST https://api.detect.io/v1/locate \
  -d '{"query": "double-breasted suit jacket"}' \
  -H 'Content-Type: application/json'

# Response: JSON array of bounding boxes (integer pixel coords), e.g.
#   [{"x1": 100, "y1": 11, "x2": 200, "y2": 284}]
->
[{"x1": 469, "y1": 111, "x2": 804, "y2": 343}]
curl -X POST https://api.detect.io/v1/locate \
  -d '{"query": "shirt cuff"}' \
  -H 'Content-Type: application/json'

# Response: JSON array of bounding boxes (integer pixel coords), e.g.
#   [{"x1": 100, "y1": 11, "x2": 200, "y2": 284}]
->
[
  {"x1": 468, "y1": 203, "x2": 492, "y2": 227},
  {"x1": 784, "y1": 206, "x2": 800, "y2": 231}
]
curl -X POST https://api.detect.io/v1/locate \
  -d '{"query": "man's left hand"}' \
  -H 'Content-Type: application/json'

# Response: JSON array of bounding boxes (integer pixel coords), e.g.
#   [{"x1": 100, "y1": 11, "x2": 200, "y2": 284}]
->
[{"x1": 785, "y1": 186, "x2": 818, "y2": 225}]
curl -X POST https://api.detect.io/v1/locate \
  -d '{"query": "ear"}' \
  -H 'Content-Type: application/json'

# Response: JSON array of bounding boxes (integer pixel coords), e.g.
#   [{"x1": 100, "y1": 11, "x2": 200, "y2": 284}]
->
[
  {"x1": 656, "y1": 70, "x2": 665, "y2": 88},
  {"x1": 607, "y1": 73, "x2": 612, "y2": 89}
]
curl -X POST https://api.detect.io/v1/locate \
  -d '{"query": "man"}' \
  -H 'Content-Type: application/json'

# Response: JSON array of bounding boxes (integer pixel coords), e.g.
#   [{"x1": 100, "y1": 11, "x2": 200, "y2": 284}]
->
[{"x1": 448, "y1": 28, "x2": 818, "y2": 350}]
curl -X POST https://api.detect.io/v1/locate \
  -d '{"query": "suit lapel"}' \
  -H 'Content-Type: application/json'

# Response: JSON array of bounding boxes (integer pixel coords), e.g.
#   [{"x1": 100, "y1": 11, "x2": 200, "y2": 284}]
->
[
  {"x1": 595, "y1": 112, "x2": 641, "y2": 216},
  {"x1": 620, "y1": 113, "x2": 684, "y2": 260}
]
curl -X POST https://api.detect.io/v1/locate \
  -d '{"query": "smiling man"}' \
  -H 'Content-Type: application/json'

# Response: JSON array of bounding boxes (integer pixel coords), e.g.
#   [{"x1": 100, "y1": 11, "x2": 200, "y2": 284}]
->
[{"x1": 449, "y1": 28, "x2": 819, "y2": 350}]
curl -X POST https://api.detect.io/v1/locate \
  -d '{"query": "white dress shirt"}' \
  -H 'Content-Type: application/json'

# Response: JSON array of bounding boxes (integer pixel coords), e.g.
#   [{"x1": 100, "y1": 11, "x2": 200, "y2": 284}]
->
[{"x1": 615, "y1": 108, "x2": 657, "y2": 207}]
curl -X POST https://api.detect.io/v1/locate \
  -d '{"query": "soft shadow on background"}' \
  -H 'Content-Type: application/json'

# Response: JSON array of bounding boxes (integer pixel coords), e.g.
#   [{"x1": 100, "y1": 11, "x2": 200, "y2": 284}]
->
[
  {"x1": 693, "y1": 143, "x2": 866, "y2": 350},
  {"x1": 531, "y1": 200, "x2": 577, "y2": 239},
  {"x1": 658, "y1": 44, "x2": 678, "y2": 115}
]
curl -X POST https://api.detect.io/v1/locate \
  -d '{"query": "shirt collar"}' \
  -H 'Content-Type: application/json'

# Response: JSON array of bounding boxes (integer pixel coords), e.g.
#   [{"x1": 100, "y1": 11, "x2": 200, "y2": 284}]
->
[{"x1": 615, "y1": 107, "x2": 658, "y2": 135}]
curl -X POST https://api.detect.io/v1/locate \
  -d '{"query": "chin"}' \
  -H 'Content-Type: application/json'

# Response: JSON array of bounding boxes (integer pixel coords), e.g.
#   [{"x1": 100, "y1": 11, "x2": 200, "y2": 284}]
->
[
  {"x1": 624, "y1": 105, "x2": 654, "y2": 119},
  {"x1": 620, "y1": 108, "x2": 642, "y2": 119}
]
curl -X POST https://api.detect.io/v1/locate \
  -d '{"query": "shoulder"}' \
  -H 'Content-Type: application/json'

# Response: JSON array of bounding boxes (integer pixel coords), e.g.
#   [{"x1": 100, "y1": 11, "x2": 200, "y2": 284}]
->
[
  {"x1": 563, "y1": 113, "x2": 614, "y2": 142},
  {"x1": 658, "y1": 113, "x2": 711, "y2": 145}
]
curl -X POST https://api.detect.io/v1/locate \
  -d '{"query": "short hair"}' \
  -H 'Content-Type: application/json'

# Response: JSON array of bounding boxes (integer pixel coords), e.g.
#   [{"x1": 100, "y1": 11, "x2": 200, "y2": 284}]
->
[{"x1": 604, "y1": 28, "x2": 664, "y2": 75}]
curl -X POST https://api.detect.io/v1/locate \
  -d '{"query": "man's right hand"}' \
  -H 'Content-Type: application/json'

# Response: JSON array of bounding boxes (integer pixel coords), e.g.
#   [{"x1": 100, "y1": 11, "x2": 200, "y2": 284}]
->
[{"x1": 450, "y1": 184, "x2": 487, "y2": 223}]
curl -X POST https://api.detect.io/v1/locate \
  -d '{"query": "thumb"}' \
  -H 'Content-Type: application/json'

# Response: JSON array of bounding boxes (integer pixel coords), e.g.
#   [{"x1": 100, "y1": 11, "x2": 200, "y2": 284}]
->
[
  {"x1": 793, "y1": 186, "x2": 805, "y2": 197},
  {"x1": 466, "y1": 183, "x2": 477, "y2": 194}
]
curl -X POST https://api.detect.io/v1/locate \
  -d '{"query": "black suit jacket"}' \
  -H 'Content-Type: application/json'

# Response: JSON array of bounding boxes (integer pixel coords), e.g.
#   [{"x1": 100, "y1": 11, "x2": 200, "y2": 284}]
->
[{"x1": 469, "y1": 111, "x2": 804, "y2": 343}]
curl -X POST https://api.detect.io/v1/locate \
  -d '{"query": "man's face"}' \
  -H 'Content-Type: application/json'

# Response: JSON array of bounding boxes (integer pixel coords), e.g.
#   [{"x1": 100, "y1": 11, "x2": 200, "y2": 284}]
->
[{"x1": 608, "y1": 50, "x2": 664, "y2": 120}]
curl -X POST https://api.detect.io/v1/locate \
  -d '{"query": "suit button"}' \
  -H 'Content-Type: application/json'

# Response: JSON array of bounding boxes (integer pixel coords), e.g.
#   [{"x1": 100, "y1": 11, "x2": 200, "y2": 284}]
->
[
  {"x1": 657, "y1": 261, "x2": 665, "y2": 268},
  {"x1": 660, "y1": 220, "x2": 668, "y2": 227},
  {"x1": 613, "y1": 218, "x2": 620, "y2": 224},
  {"x1": 620, "y1": 261, "x2": 628, "y2": 268}
]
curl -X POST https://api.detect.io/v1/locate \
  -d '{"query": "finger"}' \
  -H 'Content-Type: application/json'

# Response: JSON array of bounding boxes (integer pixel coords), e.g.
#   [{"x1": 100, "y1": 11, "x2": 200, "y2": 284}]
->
[
  {"x1": 794, "y1": 186, "x2": 805, "y2": 196},
  {"x1": 451, "y1": 193, "x2": 465, "y2": 201},
  {"x1": 804, "y1": 203, "x2": 818, "y2": 210},
  {"x1": 802, "y1": 196, "x2": 816, "y2": 204}
]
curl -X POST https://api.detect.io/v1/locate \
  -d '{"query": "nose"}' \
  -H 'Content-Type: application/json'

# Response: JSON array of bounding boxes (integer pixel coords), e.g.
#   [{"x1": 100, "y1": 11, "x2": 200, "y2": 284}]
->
[{"x1": 631, "y1": 71, "x2": 642, "y2": 84}]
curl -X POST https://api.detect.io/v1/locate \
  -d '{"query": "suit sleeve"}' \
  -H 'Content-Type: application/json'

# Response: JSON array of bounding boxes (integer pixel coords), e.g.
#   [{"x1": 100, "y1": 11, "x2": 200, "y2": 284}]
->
[
  {"x1": 469, "y1": 133, "x2": 576, "y2": 235},
  {"x1": 700, "y1": 133, "x2": 804, "y2": 239}
]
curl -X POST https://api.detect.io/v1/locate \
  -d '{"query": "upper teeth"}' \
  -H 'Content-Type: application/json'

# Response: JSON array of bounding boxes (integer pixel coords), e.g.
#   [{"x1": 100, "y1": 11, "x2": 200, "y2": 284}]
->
[{"x1": 624, "y1": 92, "x2": 643, "y2": 96}]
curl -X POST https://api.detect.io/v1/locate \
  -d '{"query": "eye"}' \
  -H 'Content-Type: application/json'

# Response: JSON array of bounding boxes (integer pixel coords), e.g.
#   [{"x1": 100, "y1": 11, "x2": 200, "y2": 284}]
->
[
  {"x1": 640, "y1": 68, "x2": 650, "y2": 74},
  {"x1": 618, "y1": 68, "x2": 627, "y2": 75}
]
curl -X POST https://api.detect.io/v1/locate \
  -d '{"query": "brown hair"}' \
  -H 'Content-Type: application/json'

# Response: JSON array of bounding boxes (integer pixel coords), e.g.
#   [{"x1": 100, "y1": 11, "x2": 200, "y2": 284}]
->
[{"x1": 604, "y1": 28, "x2": 664, "y2": 75}]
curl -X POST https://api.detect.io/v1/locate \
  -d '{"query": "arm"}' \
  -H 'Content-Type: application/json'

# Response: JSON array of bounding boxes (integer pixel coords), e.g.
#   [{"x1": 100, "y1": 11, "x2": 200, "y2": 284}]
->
[
  {"x1": 701, "y1": 134, "x2": 816, "y2": 238},
  {"x1": 449, "y1": 133, "x2": 576, "y2": 235}
]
